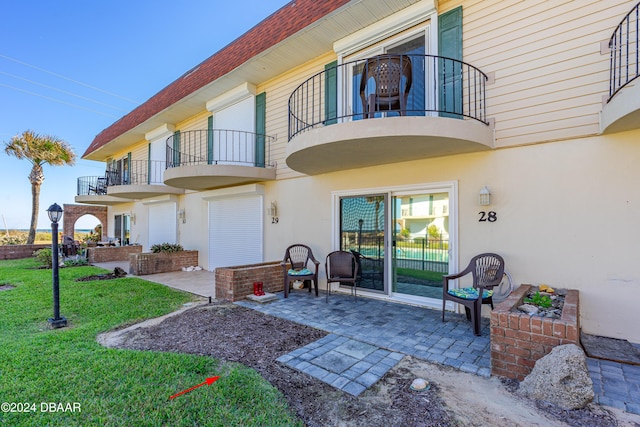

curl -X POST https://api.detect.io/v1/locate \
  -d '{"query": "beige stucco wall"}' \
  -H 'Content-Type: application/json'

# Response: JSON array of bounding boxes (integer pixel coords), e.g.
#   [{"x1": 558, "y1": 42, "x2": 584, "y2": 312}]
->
[
  {"x1": 98, "y1": 0, "x2": 640, "y2": 344},
  {"x1": 256, "y1": 128, "x2": 640, "y2": 343}
]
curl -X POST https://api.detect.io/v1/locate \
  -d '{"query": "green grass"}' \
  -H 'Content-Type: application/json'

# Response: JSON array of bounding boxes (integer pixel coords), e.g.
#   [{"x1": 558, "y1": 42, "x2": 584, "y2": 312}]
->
[
  {"x1": 0, "y1": 258, "x2": 302, "y2": 427},
  {"x1": 396, "y1": 267, "x2": 445, "y2": 283}
]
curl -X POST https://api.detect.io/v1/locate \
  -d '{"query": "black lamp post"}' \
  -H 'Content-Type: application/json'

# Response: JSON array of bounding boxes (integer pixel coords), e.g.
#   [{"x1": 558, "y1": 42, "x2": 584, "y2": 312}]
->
[{"x1": 47, "y1": 203, "x2": 67, "y2": 329}]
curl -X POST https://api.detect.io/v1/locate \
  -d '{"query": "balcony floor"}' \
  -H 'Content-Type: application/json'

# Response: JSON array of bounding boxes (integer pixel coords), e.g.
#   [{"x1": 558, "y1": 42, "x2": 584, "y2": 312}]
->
[
  {"x1": 107, "y1": 184, "x2": 185, "y2": 199},
  {"x1": 286, "y1": 116, "x2": 494, "y2": 175},
  {"x1": 163, "y1": 164, "x2": 276, "y2": 191}
]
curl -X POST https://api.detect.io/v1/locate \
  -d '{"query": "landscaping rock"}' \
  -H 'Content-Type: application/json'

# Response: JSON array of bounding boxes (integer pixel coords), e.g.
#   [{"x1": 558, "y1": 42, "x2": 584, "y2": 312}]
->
[
  {"x1": 114, "y1": 267, "x2": 127, "y2": 277},
  {"x1": 518, "y1": 344, "x2": 594, "y2": 410}
]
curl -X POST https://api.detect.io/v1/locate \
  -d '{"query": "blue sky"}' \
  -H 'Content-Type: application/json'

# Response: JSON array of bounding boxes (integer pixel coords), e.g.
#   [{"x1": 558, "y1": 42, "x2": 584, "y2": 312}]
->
[{"x1": 0, "y1": 0, "x2": 288, "y2": 230}]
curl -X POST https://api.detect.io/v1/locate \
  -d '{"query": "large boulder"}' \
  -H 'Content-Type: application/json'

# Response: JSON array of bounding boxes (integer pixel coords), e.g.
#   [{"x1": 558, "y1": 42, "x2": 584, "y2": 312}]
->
[{"x1": 518, "y1": 344, "x2": 594, "y2": 410}]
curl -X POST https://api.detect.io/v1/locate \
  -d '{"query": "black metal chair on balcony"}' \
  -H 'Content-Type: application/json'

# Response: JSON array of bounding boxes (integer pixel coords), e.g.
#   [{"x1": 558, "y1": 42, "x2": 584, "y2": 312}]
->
[
  {"x1": 281, "y1": 244, "x2": 320, "y2": 298},
  {"x1": 325, "y1": 250, "x2": 359, "y2": 302},
  {"x1": 442, "y1": 253, "x2": 505, "y2": 336},
  {"x1": 88, "y1": 177, "x2": 107, "y2": 195},
  {"x1": 360, "y1": 54, "x2": 412, "y2": 119}
]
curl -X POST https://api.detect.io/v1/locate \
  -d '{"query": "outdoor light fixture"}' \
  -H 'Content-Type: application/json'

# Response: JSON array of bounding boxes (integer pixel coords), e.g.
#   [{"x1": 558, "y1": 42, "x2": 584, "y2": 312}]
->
[
  {"x1": 267, "y1": 201, "x2": 278, "y2": 217},
  {"x1": 46, "y1": 203, "x2": 67, "y2": 329},
  {"x1": 178, "y1": 209, "x2": 186, "y2": 224},
  {"x1": 129, "y1": 212, "x2": 136, "y2": 225},
  {"x1": 479, "y1": 186, "x2": 491, "y2": 206}
]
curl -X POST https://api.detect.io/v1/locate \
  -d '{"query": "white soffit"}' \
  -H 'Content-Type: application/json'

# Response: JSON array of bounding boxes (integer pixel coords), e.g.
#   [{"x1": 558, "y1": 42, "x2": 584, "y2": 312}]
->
[
  {"x1": 333, "y1": 0, "x2": 436, "y2": 56},
  {"x1": 206, "y1": 82, "x2": 257, "y2": 113},
  {"x1": 145, "y1": 123, "x2": 176, "y2": 141}
]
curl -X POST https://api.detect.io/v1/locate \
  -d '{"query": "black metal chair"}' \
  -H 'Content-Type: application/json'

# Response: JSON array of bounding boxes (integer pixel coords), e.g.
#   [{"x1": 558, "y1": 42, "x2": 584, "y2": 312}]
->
[
  {"x1": 350, "y1": 250, "x2": 384, "y2": 291},
  {"x1": 281, "y1": 244, "x2": 320, "y2": 298},
  {"x1": 442, "y1": 253, "x2": 505, "y2": 336},
  {"x1": 325, "y1": 251, "x2": 359, "y2": 302}
]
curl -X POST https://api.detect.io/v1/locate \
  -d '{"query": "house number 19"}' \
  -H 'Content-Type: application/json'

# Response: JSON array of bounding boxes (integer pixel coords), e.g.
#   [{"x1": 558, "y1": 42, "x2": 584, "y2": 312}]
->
[{"x1": 478, "y1": 211, "x2": 497, "y2": 222}]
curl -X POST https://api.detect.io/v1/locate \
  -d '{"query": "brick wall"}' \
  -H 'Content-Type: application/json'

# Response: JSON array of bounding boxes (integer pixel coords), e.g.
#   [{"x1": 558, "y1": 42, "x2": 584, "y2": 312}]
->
[
  {"x1": 490, "y1": 284, "x2": 580, "y2": 380},
  {"x1": 87, "y1": 245, "x2": 142, "y2": 263},
  {"x1": 0, "y1": 244, "x2": 50, "y2": 260},
  {"x1": 215, "y1": 261, "x2": 284, "y2": 301},
  {"x1": 129, "y1": 250, "x2": 198, "y2": 275}
]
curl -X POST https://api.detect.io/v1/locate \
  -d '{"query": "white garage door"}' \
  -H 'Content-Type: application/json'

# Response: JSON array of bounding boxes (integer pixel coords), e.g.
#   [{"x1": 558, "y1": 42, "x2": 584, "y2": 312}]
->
[
  {"x1": 148, "y1": 202, "x2": 177, "y2": 248},
  {"x1": 209, "y1": 195, "x2": 262, "y2": 271}
]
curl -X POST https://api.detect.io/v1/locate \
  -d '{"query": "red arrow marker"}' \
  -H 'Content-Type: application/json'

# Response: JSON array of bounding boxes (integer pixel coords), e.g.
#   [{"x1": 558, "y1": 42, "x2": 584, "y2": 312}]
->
[{"x1": 169, "y1": 376, "x2": 219, "y2": 400}]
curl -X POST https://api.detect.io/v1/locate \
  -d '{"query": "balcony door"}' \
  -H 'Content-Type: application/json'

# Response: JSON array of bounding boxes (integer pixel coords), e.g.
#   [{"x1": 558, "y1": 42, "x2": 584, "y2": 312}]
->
[{"x1": 344, "y1": 31, "x2": 427, "y2": 120}]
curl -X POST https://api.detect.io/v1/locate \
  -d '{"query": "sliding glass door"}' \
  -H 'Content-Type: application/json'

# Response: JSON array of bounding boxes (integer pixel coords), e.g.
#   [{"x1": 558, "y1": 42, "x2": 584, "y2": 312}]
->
[
  {"x1": 335, "y1": 183, "x2": 456, "y2": 305},
  {"x1": 391, "y1": 192, "x2": 449, "y2": 300},
  {"x1": 339, "y1": 195, "x2": 386, "y2": 293}
]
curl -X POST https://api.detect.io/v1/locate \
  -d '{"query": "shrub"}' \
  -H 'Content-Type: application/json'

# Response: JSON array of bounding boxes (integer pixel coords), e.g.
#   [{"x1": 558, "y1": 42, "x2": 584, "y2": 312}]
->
[
  {"x1": 33, "y1": 248, "x2": 53, "y2": 268},
  {"x1": 150, "y1": 243, "x2": 184, "y2": 253},
  {"x1": 64, "y1": 257, "x2": 88, "y2": 267},
  {"x1": 1, "y1": 234, "x2": 27, "y2": 245}
]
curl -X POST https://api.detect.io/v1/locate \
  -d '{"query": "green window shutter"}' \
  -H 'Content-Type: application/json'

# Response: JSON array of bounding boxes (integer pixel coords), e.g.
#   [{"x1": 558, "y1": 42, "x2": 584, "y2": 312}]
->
[
  {"x1": 255, "y1": 92, "x2": 266, "y2": 167},
  {"x1": 147, "y1": 144, "x2": 151, "y2": 184},
  {"x1": 207, "y1": 115, "x2": 214, "y2": 165},
  {"x1": 438, "y1": 6, "x2": 463, "y2": 117},
  {"x1": 172, "y1": 130, "x2": 181, "y2": 166},
  {"x1": 324, "y1": 61, "x2": 338, "y2": 125}
]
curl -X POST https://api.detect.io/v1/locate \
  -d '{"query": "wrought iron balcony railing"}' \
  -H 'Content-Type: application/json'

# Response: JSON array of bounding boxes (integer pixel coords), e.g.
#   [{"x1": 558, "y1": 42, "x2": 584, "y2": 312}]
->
[
  {"x1": 608, "y1": 2, "x2": 640, "y2": 101},
  {"x1": 106, "y1": 160, "x2": 166, "y2": 186},
  {"x1": 77, "y1": 176, "x2": 107, "y2": 196},
  {"x1": 165, "y1": 129, "x2": 275, "y2": 169},
  {"x1": 288, "y1": 54, "x2": 488, "y2": 141}
]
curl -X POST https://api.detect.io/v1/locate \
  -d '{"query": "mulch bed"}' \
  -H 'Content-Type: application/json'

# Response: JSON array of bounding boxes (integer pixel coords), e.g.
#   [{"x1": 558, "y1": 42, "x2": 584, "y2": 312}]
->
[
  {"x1": 112, "y1": 302, "x2": 456, "y2": 427},
  {"x1": 104, "y1": 302, "x2": 621, "y2": 427}
]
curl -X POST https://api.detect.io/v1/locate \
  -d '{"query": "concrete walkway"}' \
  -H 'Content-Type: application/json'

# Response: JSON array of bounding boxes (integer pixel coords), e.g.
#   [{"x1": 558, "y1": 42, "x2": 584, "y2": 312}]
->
[{"x1": 93, "y1": 261, "x2": 216, "y2": 298}]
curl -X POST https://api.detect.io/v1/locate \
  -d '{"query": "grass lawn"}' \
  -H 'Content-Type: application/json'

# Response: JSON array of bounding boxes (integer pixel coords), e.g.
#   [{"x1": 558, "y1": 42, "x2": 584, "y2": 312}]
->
[
  {"x1": 0, "y1": 258, "x2": 301, "y2": 426},
  {"x1": 396, "y1": 267, "x2": 444, "y2": 283}
]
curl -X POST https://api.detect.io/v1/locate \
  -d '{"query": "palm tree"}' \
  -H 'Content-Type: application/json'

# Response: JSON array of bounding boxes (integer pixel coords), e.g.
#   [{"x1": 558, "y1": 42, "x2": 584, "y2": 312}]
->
[{"x1": 4, "y1": 130, "x2": 76, "y2": 244}]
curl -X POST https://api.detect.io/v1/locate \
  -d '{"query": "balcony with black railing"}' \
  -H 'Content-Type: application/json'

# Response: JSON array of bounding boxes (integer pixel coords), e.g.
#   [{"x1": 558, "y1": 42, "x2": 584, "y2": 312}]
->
[
  {"x1": 286, "y1": 54, "x2": 494, "y2": 175},
  {"x1": 601, "y1": 1, "x2": 640, "y2": 134},
  {"x1": 163, "y1": 129, "x2": 277, "y2": 190},
  {"x1": 105, "y1": 160, "x2": 184, "y2": 199},
  {"x1": 75, "y1": 176, "x2": 126, "y2": 205}
]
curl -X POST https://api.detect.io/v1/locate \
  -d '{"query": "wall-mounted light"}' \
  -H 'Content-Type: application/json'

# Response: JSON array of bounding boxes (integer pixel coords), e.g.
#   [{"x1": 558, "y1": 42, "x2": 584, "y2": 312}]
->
[
  {"x1": 267, "y1": 201, "x2": 279, "y2": 224},
  {"x1": 129, "y1": 212, "x2": 136, "y2": 225},
  {"x1": 479, "y1": 186, "x2": 491, "y2": 206},
  {"x1": 178, "y1": 209, "x2": 186, "y2": 224},
  {"x1": 267, "y1": 201, "x2": 278, "y2": 217}
]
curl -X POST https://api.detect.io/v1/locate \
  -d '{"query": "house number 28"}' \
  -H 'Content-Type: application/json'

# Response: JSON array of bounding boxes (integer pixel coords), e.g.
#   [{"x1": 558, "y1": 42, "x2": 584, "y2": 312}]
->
[{"x1": 478, "y1": 211, "x2": 497, "y2": 222}]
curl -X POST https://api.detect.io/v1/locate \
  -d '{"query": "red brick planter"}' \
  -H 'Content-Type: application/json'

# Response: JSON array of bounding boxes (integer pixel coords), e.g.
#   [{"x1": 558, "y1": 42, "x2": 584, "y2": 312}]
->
[
  {"x1": 215, "y1": 261, "x2": 283, "y2": 301},
  {"x1": 129, "y1": 250, "x2": 198, "y2": 275},
  {"x1": 87, "y1": 245, "x2": 142, "y2": 263},
  {"x1": 490, "y1": 284, "x2": 579, "y2": 380}
]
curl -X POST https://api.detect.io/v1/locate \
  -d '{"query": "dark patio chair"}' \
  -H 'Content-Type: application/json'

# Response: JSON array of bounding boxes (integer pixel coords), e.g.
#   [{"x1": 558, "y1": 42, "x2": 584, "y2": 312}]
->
[
  {"x1": 350, "y1": 250, "x2": 384, "y2": 291},
  {"x1": 62, "y1": 236, "x2": 78, "y2": 257},
  {"x1": 88, "y1": 177, "x2": 107, "y2": 195},
  {"x1": 360, "y1": 54, "x2": 412, "y2": 119},
  {"x1": 442, "y1": 253, "x2": 505, "y2": 336},
  {"x1": 281, "y1": 244, "x2": 320, "y2": 298},
  {"x1": 325, "y1": 250, "x2": 359, "y2": 302}
]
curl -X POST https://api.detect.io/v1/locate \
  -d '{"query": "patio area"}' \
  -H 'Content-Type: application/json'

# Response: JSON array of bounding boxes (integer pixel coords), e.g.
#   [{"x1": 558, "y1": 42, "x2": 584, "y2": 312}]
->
[
  {"x1": 237, "y1": 291, "x2": 640, "y2": 413},
  {"x1": 236, "y1": 291, "x2": 491, "y2": 396}
]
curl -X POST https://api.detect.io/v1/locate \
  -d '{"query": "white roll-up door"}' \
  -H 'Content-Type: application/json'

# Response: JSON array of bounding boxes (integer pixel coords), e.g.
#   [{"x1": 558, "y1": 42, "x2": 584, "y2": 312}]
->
[
  {"x1": 148, "y1": 202, "x2": 177, "y2": 248},
  {"x1": 208, "y1": 195, "x2": 262, "y2": 271}
]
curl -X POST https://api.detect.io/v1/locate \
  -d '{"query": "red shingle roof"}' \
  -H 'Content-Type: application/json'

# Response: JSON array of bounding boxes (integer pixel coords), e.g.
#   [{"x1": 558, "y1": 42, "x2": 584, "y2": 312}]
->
[{"x1": 83, "y1": 0, "x2": 350, "y2": 158}]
